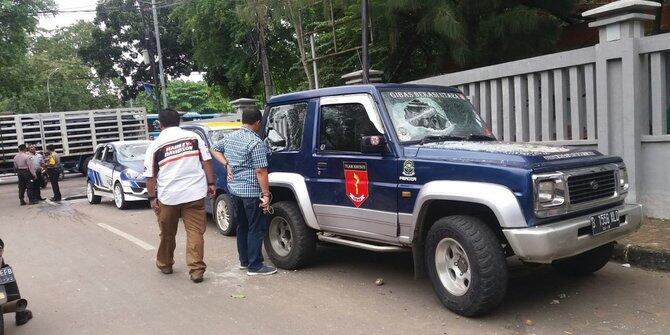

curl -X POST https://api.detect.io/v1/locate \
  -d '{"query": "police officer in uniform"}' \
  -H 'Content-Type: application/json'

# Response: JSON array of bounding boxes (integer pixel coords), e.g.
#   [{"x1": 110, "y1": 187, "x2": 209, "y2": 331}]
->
[
  {"x1": 12, "y1": 144, "x2": 38, "y2": 205},
  {"x1": 44, "y1": 145, "x2": 62, "y2": 201}
]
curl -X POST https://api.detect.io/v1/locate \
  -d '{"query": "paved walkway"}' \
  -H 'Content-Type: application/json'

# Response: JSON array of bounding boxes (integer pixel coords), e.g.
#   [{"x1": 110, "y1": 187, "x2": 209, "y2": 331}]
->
[{"x1": 614, "y1": 218, "x2": 670, "y2": 271}]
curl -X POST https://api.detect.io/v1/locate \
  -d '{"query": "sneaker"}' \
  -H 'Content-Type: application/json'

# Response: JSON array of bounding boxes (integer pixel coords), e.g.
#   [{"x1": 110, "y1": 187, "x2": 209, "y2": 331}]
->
[
  {"x1": 190, "y1": 275, "x2": 204, "y2": 283},
  {"x1": 247, "y1": 265, "x2": 277, "y2": 276},
  {"x1": 238, "y1": 264, "x2": 248, "y2": 270}
]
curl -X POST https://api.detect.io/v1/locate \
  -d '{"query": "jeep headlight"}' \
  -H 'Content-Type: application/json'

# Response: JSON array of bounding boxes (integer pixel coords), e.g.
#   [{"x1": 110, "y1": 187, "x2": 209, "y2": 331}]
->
[
  {"x1": 533, "y1": 172, "x2": 566, "y2": 217},
  {"x1": 537, "y1": 180, "x2": 557, "y2": 203},
  {"x1": 617, "y1": 163, "x2": 628, "y2": 193}
]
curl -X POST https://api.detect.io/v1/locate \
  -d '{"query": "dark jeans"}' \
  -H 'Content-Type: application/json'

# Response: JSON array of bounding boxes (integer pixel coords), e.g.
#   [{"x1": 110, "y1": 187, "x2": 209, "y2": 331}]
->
[
  {"x1": 231, "y1": 195, "x2": 267, "y2": 271},
  {"x1": 46, "y1": 168, "x2": 61, "y2": 200},
  {"x1": 17, "y1": 170, "x2": 36, "y2": 204}
]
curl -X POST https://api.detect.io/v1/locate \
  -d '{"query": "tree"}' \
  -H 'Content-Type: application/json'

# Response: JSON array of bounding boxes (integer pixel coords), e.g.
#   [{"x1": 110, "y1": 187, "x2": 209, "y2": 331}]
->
[
  {"x1": 0, "y1": 0, "x2": 55, "y2": 96},
  {"x1": 130, "y1": 80, "x2": 235, "y2": 114},
  {"x1": 0, "y1": 22, "x2": 122, "y2": 114},
  {"x1": 236, "y1": 0, "x2": 275, "y2": 99},
  {"x1": 79, "y1": 0, "x2": 193, "y2": 101}
]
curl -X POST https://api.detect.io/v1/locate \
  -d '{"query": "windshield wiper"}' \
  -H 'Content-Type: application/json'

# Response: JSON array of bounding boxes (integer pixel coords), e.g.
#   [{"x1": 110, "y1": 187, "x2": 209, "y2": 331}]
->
[
  {"x1": 420, "y1": 135, "x2": 465, "y2": 145},
  {"x1": 466, "y1": 134, "x2": 496, "y2": 141}
]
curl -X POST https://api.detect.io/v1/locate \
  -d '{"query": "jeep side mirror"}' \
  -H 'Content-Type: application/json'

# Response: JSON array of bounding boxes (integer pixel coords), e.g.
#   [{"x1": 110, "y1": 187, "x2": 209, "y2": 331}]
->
[
  {"x1": 361, "y1": 135, "x2": 387, "y2": 154},
  {"x1": 266, "y1": 128, "x2": 287, "y2": 148}
]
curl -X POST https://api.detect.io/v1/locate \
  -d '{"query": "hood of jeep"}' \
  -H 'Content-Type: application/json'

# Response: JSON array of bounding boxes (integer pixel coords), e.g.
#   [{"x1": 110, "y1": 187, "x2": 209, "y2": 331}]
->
[{"x1": 405, "y1": 141, "x2": 618, "y2": 170}]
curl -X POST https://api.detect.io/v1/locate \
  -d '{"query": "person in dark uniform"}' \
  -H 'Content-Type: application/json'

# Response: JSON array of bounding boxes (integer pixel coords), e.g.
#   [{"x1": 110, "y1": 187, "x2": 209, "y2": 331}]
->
[
  {"x1": 12, "y1": 144, "x2": 38, "y2": 205},
  {"x1": 44, "y1": 144, "x2": 62, "y2": 201},
  {"x1": 0, "y1": 238, "x2": 33, "y2": 326}
]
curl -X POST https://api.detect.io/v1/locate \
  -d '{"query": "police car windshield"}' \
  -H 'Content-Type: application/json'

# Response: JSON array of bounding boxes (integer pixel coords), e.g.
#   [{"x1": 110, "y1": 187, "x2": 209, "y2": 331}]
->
[
  {"x1": 117, "y1": 143, "x2": 149, "y2": 163},
  {"x1": 381, "y1": 91, "x2": 489, "y2": 144}
]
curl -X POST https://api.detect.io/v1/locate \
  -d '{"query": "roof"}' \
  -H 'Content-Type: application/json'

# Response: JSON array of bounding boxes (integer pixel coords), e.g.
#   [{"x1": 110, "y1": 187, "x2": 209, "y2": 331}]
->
[
  {"x1": 267, "y1": 83, "x2": 460, "y2": 105},
  {"x1": 96, "y1": 140, "x2": 151, "y2": 148},
  {"x1": 182, "y1": 120, "x2": 242, "y2": 131}
]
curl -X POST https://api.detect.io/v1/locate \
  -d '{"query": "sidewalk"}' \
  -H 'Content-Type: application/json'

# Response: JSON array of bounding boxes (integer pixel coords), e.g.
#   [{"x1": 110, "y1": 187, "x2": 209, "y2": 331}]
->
[{"x1": 612, "y1": 218, "x2": 670, "y2": 271}]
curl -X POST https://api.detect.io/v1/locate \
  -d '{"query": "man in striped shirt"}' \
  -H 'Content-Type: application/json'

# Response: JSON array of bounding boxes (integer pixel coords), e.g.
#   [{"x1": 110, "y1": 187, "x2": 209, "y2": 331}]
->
[
  {"x1": 144, "y1": 109, "x2": 216, "y2": 283},
  {"x1": 211, "y1": 108, "x2": 276, "y2": 276}
]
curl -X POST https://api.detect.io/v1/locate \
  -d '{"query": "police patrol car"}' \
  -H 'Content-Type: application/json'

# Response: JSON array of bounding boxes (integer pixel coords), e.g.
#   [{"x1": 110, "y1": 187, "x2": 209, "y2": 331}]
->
[
  {"x1": 86, "y1": 140, "x2": 151, "y2": 209},
  {"x1": 260, "y1": 84, "x2": 642, "y2": 316}
]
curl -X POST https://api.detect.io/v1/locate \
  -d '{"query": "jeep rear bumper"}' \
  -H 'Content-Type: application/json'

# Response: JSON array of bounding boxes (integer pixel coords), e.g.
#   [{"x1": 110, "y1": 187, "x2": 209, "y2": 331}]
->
[{"x1": 502, "y1": 204, "x2": 642, "y2": 263}]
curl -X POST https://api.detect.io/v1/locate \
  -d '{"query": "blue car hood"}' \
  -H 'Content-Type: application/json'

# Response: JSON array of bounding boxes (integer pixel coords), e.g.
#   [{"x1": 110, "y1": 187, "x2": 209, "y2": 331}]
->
[{"x1": 405, "y1": 141, "x2": 620, "y2": 170}]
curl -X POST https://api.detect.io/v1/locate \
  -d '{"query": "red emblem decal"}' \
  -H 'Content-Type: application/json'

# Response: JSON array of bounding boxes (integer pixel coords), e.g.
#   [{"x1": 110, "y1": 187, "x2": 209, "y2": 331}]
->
[{"x1": 343, "y1": 162, "x2": 369, "y2": 208}]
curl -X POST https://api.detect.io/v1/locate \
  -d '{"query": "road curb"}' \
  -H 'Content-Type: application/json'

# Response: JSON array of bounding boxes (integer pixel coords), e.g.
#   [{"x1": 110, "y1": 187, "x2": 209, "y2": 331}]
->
[{"x1": 612, "y1": 242, "x2": 670, "y2": 272}]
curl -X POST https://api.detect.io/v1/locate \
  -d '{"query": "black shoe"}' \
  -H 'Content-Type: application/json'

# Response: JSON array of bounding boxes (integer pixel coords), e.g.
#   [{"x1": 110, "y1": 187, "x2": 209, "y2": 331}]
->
[
  {"x1": 16, "y1": 309, "x2": 33, "y2": 326},
  {"x1": 39, "y1": 197, "x2": 47, "y2": 201},
  {"x1": 28, "y1": 201, "x2": 38, "y2": 205},
  {"x1": 247, "y1": 265, "x2": 277, "y2": 276},
  {"x1": 20, "y1": 201, "x2": 27, "y2": 206},
  {"x1": 50, "y1": 197, "x2": 61, "y2": 202},
  {"x1": 190, "y1": 275, "x2": 204, "y2": 283}
]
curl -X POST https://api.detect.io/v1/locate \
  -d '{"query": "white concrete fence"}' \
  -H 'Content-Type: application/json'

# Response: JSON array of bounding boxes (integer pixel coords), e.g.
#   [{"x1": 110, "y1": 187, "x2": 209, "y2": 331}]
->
[{"x1": 413, "y1": 0, "x2": 670, "y2": 219}]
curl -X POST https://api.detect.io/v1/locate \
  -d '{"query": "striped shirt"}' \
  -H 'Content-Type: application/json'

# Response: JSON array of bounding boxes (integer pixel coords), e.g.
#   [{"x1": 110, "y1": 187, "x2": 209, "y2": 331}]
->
[
  {"x1": 143, "y1": 127, "x2": 212, "y2": 205},
  {"x1": 212, "y1": 127, "x2": 268, "y2": 198}
]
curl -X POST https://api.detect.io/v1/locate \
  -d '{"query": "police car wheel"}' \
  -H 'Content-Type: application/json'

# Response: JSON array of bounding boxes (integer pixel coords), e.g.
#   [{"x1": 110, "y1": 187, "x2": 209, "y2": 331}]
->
[
  {"x1": 264, "y1": 201, "x2": 316, "y2": 270},
  {"x1": 214, "y1": 194, "x2": 236, "y2": 236},
  {"x1": 426, "y1": 215, "x2": 508, "y2": 317},
  {"x1": 113, "y1": 183, "x2": 129, "y2": 210},
  {"x1": 552, "y1": 242, "x2": 613, "y2": 275},
  {"x1": 87, "y1": 181, "x2": 101, "y2": 204}
]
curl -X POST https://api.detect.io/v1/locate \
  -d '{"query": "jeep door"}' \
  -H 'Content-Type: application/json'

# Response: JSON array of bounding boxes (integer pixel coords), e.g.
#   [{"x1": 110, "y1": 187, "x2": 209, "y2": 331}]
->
[{"x1": 307, "y1": 94, "x2": 399, "y2": 239}]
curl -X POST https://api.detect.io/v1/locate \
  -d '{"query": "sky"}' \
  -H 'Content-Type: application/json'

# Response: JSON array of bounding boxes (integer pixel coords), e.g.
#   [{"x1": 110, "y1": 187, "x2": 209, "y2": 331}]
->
[{"x1": 38, "y1": 0, "x2": 204, "y2": 82}]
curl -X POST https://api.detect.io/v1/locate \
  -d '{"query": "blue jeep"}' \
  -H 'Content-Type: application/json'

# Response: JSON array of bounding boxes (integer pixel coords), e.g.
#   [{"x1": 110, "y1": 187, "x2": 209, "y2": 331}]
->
[{"x1": 260, "y1": 84, "x2": 643, "y2": 316}]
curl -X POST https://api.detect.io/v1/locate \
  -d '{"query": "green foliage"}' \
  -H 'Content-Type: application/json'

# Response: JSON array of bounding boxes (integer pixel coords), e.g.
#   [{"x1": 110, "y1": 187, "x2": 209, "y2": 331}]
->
[
  {"x1": 79, "y1": 0, "x2": 193, "y2": 100},
  {"x1": 0, "y1": 21, "x2": 122, "y2": 114},
  {"x1": 130, "y1": 80, "x2": 235, "y2": 114},
  {"x1": 0, "y1": 0, "x2": 55, "y2": 96}
]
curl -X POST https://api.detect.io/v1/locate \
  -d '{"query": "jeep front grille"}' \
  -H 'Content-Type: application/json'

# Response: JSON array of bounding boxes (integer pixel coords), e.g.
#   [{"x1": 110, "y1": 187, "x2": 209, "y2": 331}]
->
[{"x1": 567, "y1": 170, "x2": 616, "y2": 205}]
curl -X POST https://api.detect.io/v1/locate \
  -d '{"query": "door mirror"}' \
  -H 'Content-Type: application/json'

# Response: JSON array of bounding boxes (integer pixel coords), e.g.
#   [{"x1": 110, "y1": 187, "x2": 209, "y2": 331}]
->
[
  {"x1": 266, "y1": 128, "x2": 287, "y2": 149},
  {"x1": 361, "y1": 135, "x2": 387, "y2": 154}
]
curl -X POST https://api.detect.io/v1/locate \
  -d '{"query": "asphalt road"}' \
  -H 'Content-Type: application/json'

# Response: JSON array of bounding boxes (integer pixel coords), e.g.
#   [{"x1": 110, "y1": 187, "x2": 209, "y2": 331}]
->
[{"x1": 1, "y1": 177, "x2": 668, "y2": 335}]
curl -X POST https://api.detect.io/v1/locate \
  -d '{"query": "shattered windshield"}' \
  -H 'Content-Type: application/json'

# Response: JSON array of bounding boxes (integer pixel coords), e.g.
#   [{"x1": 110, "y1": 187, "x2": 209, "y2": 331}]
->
[
  {"x1": 381, "y1": 91, "x2": 490, "y2": 144},
  {"x1": 117, "y1": 143, "x2": 149, "y2": 163}
]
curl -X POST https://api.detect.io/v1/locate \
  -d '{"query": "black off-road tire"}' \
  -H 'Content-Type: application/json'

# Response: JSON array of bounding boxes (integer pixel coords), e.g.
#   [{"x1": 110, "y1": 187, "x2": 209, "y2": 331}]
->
[
  {"x1": 425, "y1": 215, "x2": 508, "y2": 317},
  {"x1": 552, "y1": 242, "x2": 614, "y2": 275},
  {"x1": 213, "y1": 194, "x2": 237, "y2": 236},
  {"x1": 264, "y1": 201, "x2": 317, "y2": 270}
]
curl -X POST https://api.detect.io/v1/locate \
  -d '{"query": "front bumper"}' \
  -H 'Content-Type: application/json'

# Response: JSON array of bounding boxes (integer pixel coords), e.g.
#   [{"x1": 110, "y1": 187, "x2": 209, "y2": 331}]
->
[
  {"x1": 121, "y1": 180, "x2": 148, "y2": 201},
  {"x1": 503, "y1": 204, "x2": 642, "y2": 263}
]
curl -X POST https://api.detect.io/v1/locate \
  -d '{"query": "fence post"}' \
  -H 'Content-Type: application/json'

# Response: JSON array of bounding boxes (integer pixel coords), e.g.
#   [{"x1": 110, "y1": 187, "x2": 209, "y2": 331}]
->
[{"x1": 583, "y1": 0, "x2": 661, "y2": 203}]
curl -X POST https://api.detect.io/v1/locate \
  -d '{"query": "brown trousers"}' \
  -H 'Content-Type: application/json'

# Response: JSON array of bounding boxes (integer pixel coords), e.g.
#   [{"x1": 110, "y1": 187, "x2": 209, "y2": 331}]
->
[{"x1": 156, "y1": 198, "x2": 207, "y2": 276}]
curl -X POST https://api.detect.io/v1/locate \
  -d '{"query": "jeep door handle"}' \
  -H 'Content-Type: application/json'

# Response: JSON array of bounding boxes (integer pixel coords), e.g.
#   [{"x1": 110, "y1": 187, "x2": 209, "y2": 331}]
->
[{"x1": 317, "y1": 162, "x2": 328, "y2": 171}]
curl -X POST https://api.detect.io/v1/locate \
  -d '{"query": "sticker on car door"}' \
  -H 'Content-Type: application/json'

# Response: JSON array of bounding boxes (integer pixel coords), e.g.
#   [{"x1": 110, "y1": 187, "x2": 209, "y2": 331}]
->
[{"x1": 343, "y1": 162, "x2": 369, "y2": 208}]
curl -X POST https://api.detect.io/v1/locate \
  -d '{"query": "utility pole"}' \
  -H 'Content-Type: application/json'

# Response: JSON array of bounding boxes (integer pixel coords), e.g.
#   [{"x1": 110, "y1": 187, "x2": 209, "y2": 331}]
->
[
  {"x1": 151, "y1": 0, "x2": 168, "y2": 109},
  {"x1": 46, "y1": 67, "x2": 60, "y2": 113},
  {"x1": 310, "y1": 34, "x2": 319, "y2": 89},
  {"x1": 361, "y1": 0, "x2": 369, "y2": 84},
  {"x1": 137, "y1": 1, "x2": 161, "y2": 113}
]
